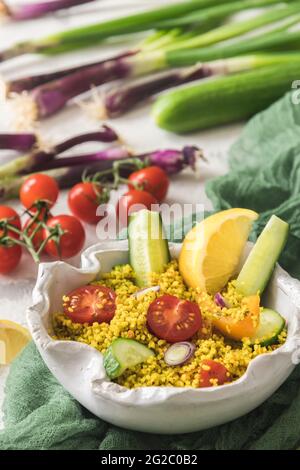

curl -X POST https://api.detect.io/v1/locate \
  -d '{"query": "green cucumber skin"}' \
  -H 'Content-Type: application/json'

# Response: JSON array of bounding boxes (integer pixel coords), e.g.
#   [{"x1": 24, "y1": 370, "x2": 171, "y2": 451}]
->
[
  {"x1": 236, "y1": 216, "x2": 289, "y2": 297},
  {"x1": 103, "y1": 346, "x2": 123, "y2": 379},
  {"x1": 152, "y1": 62, "x2": 300, "y2": 133},
  {"x1": 103, "y1": 338, "x2": 154, "y2": 378},
  {"x1": 250, "y1": 308, "x2": 285, "y2": 347},
  {"x1": 128, "y1": 210, "x2": 170, "y2": 287}
]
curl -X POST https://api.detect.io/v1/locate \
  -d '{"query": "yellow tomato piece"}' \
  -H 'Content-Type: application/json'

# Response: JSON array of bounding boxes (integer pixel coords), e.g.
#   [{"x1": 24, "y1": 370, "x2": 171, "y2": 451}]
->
[{"x1": 212, "y1": 295, "x2": 260, "y2": 341}]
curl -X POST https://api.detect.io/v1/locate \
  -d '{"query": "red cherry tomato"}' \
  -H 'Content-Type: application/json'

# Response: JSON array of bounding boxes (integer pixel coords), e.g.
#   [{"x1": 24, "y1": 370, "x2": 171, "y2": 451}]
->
[
  {"x1": 68, "y1": 182, "x2": 105, "y2": 225},
  {"x1": 147, "y1": 294, "x2": 202, "y2": 343},
  {"x1": 63, "y1": 285, "x2": 116, "y2": 324},
  {"x1": 128, "y1": 166, "x2": 169, "y2": 202},
  {"x1": 0, "y1": 244, "x2": 22, "y2": 274},
  {"x1": 198, "y1": 359, "x2": 231, "y2": 388},
  {"x1": 117, "y1": 189, "x2": 158, "y2": 226},
  {"x1": 0, "y1": 206, "x2": 21, "y2": 239},
  {"x1": 43, "y1": 215, "x2": 85, "y2": 259},
  {"x1": 20, "y1": 174, "x2": 59, "y2": 210}
]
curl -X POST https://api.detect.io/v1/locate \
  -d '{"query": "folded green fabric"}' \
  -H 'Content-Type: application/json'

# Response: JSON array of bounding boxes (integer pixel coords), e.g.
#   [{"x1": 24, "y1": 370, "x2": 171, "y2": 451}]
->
[
  {"x1": 206, "y1": 91, "x2": 300, "y2": 280},
  {"x1": 1, "y1": 91, "x2": 300, "y2": 450}
]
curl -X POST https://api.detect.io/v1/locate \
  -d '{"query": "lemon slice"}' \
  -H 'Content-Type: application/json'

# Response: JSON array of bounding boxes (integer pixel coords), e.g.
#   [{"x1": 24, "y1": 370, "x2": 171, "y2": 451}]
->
[
  {"x1": 179, "y1": 208, "x2": 258, "y2": 294},
  {"x1": 0, "y1": 319, "x2": 31, "y2": 365}
]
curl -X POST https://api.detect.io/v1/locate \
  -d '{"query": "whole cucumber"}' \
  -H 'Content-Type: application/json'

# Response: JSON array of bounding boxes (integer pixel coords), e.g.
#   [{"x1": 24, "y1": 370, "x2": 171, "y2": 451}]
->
[{"x1": 152, "y1": 62, "x2": 300, "y2": 133}]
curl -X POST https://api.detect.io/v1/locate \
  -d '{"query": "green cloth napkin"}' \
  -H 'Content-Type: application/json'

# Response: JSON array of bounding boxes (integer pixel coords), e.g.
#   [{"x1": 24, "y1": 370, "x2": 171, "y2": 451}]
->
[{"x1": 1, "y1": 91, "x2": 300, "y2": 450}]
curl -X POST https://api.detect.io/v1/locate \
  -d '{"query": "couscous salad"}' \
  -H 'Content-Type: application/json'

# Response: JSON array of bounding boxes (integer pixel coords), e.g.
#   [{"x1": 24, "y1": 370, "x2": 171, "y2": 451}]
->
[{"x1": 53, "y1": 209, "x2": 289, "y2": 389}]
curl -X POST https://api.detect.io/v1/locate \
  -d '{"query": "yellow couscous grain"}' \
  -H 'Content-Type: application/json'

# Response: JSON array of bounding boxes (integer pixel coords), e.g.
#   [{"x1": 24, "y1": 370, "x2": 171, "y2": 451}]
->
[{"x1": 53, "y1": 261, "x2": 286, "y2": 388}]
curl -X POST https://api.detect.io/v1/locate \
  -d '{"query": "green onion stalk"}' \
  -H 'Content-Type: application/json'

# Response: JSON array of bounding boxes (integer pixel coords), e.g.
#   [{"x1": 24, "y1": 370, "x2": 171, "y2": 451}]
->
[
  {"x1": 8, "y1": 2, "x2": 300, "y2": 123},
  {"x1": 0, "y1": 0, "x2": 231, "y2": 61},
  {"x1": 167, "y1": 24, "x2": 300, "y2": 66},
  {"x1": 96, "y1": 52, "x2": 300, "y2": 118},
  {"x1": 0, "y1": 0, "x2": 291, "y2": 62},
  {"x1": 154, "y1": 0, "x2": 290, "y2": 28}
]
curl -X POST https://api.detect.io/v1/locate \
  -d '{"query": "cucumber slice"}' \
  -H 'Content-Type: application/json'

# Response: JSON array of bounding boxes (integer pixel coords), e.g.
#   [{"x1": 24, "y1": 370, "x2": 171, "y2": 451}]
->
[
  {"x1": 250, "y1": 308, "x2": 285, "y2": 346},
  {"x1": 128, "y1": 209, "x2": 170, "y2": 287},
  {"x1": 236, "y1": 215, "x2": 289, "y2": 296},
  {"x1": 103, "y1": 338, "x2": 154, "y2": 379}
]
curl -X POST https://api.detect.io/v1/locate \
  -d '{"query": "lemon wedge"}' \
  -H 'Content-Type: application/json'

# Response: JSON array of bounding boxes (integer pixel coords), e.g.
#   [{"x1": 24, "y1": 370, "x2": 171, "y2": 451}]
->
[
  {"x1": 179, "y1": 208, "x2": 258, "y2": 294},
  {"x1": 0, "y1": 319, "x2": 31, "y2": 365}
]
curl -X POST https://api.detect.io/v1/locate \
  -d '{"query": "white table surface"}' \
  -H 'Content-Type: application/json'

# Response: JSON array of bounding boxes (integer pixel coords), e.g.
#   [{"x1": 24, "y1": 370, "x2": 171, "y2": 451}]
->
[{"x1": 0, "y1": 0, "x2": 244, "y2": 430}]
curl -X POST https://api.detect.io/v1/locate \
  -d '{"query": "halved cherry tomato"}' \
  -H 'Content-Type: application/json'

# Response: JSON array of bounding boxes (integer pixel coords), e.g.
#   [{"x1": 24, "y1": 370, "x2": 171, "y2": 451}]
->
[
  {"x1": 128, "y1": 166, "x2": 169, "y2": 202},
  {"x1": 20, "y1": 174, "x2": 59, "y2": 210},
  {"x1": 199, "y1": 359, "x2": 231, "y2": 388},
  {"x1": 68, "y1": 182, "x2": 105, "y2": 225},
  {"x1": 117, "y1": 189, "x2": 158, "y2": 227},
  {"x1": 0, "y1": 244, "x2": 22, "y2": 274},
  {"x1": 0, "y1": 206, "x2": 21, "y2": 239},
  {"x1": 63, "y1": 285, "x2": 116, "y2": 324},
  {"x1": 212, "y1": 295, "x2": 260, "y2": 341},
  {"x1": 43, "y1": 214, "x2": 85, "y2": 259},
  {"x1": 147, "y1": 294, "x2": 202, "y2": 343}
]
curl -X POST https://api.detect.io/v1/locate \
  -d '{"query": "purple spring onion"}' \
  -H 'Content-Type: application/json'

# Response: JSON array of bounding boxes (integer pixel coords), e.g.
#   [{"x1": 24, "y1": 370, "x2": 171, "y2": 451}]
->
[
  {"x1": 164, "y1": 342, "x2": 196, "y2": 366},
  {"x1": 0, "y1": 124, "x2": 117, "y2": 154},
  {"x1": 0, "y1": 165, "x2": 94, "y2": 200},
  {"x1": 8, "y1": 49, "x2": 169, "y2": 121},
  {"x1": 33, "y1": 146, "x2": 132, "y2": 172},
  {"x1": 0, "y1": 158, "x2": 134, "y2": 200},
  {"x1": 101, "y1": 64, "x2": 214, "y2": 118},
  {"x1": 53, "y1": 124, "x2": 119, "y2": 153},
  {"x1": 214, "y1": 292, "x2": 230, "y2": 309},
  {"x1": 0, "y1": 0, "x2": 95, "y2": 21},
  {"x1": 5, "y1": 51, "x2": 138, "y2": 95},
  {"x1": 0, "y1": 132, "x2": 37, "y2": 152},
  {"x1": 0, "y1": 149, "x2": 55, "y2": 179},
  {"x1": 23, "y1": 56, "x2": 134, "y2": 120},
  {"x1": 29, "y1": 145, "x2": 203, "y2": 175},
  {"x1": 0, "y1": 145, "x2": 203, "y2": 201},
  {"x1": 132, "y1": 286, "x2": 160, "y2": 298},
  {"x1": 146, "y1": 146, "x2": 203, "y2": 175},
  {"x1": 0, "y1": 125, "x2": 120, "y2": 178}
]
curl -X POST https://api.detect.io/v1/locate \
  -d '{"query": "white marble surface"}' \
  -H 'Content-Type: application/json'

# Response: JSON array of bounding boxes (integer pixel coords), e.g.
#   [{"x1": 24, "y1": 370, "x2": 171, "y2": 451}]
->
[{"x1": 0, "y1": 0, "x2": 244, "y2": 430}]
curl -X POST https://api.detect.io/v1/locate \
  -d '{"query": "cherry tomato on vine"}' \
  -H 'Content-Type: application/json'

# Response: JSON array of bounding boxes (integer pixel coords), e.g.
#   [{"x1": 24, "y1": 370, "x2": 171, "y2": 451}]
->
[
  {"x1": 63, "y1": 285, "x2": 116, "y2": 324},
  {"x1": 68, "y1": 182, "x2": 106, "y2": 225},
  {"x1": 20, "y1": 174, "x2": 59, "y2": 210},
  {"x1": 117, "y1": 189, "x2": 158, "y2": 226},
  {"x1": 42, "y1": 215, "x2": 85, "y2": 259},
  {"x1": 23, "y1": 212, "x2": 52, "y2": 251},
  {"x1": 0, "y1": 206, "x2": 21, "y2": 239},
  {"x1": 147, "y1": 295, "x2": 202, "y2": 343},
  {"x1": 0, "y1": 244, "x2": 22, "y2": 274},
  {"x1": 128, "y1": 166, "x2": 169, "y2": 202},
  {"x1": 198, "y1": 359, "x2": 231, "y2": 388}
]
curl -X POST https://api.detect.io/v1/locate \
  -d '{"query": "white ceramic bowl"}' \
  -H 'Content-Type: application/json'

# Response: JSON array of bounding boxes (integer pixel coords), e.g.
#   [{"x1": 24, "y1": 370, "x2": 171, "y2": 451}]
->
[{"x1": 27, "y1": 241, "x2": 300, "y2": 434}]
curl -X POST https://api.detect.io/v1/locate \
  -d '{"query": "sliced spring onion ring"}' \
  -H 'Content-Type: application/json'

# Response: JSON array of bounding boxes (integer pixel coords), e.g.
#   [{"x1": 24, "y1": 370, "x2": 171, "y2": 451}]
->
[{"x1": 164, "y1": 342, "x2": 196, "y2": 366}]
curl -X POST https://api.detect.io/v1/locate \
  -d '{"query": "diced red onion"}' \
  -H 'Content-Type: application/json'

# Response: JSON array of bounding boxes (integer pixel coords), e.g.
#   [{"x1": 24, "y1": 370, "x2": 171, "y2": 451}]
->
[
  {"x1": 164, "y1": 342, "x2": 196, "y2": 366},
  {"x1": 132, "y1": 286, "x2": 160, "y2": 298},
  {"x1": 214, "y1": 292, "x2": 231, "y2": 308}
]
